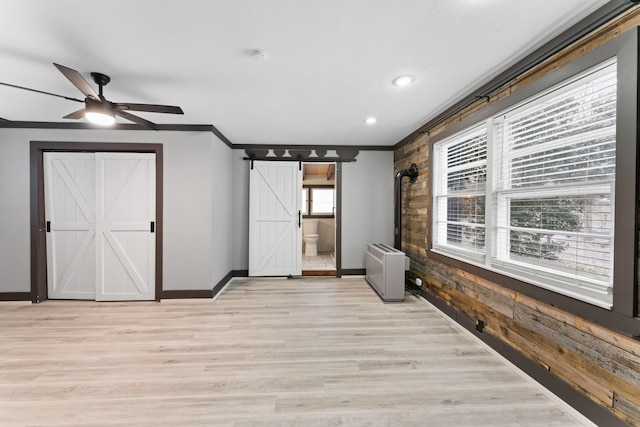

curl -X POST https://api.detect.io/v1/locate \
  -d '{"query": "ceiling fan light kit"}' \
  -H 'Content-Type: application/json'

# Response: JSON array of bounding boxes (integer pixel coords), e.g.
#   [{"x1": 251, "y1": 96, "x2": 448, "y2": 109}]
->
[
  {"x1": 85, "y1": 107, "x2": 116, "y2": 126},
  {"x1": 82, "y1": 95, "x2": 116, "y2": 126}
]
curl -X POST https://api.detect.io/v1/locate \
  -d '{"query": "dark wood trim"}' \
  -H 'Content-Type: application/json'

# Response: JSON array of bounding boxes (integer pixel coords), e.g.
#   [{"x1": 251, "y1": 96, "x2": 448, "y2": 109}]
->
[
  {"x1": 211, "y1": 270, "x2": 250, "y2": 299},
  {"x1": 0, "y1": 121, "x2": 214, "y2": 132},
  {"x1": 212, "y1": 271, "x2": 235, "y2": 297},
  {"x1": 0, "y1": 292, "x2": 31, "y2": 301},
  {"x1": 426, "y1": 28, "x2": 640, "y2": 337},
  {"x1": 161, "y1": 289, "x2": 213, "y2": 299},
  {"x1": 30, "y1": 142, "x2": 47, "y2": 303},
  {"x1": 335, "y1": 163, "x2": 342, "y2": 278},
  {"x1": 154, "y1": 147, "x2": 164, "y2": 302},
  {"x1": 210, "y1": 124, "x2": 234, "y2": 148},
  {"x1": 393, "y1": 0, "x2": 638, "y2": 149},
  {"x1": 238, "y1": 144, "x2": 394, "y2": 151},
  {"x1": 0, "y1": 120, "x2": 393, "y2": 151},
  {"x1": 407, "y1": 283, "x2": 631, "y2": 427},
  {"x1": 30, "y1": 141, "x2": 164, "y2": 303},
  {"x1": 232, "y1": 270, "x2": 249, "y2": 277},
  {"x1": 614, "y1": 27, "x2": 640, "y2": 317},
  {"x1": 0, "y1": 121, "x2": 234, "y2": 147},
  {"x1": 340, "y1": 268, "x2": 366, "y2": 276}
]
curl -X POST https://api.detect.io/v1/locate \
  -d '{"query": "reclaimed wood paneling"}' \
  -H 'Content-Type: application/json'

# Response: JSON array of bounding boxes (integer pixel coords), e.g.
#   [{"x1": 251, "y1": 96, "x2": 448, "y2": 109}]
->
[{"x1": 395, "y1": 8, "x2": 640, "y2": 426}]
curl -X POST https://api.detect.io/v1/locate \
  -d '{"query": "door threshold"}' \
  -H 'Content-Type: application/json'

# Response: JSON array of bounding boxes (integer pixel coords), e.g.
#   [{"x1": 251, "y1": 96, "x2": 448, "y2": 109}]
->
[{"x1": 302, "y1": 270, "x2": 337, "y2": 277}]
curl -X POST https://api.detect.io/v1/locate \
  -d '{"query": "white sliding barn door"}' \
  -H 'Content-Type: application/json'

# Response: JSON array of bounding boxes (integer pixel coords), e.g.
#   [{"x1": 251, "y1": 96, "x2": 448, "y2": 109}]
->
[
  {"x1": 249, "y1": 161, "x2": 302, "y2": 276},
  {"x1": 44, "y1": 152, "x2": 156, "y2": 301},
  {"x1": 44, "y1": 153, "x2": 97, "y2": 299},
  {"x1": 95, "y1": 153, "x2": 156, "y2": 301}
]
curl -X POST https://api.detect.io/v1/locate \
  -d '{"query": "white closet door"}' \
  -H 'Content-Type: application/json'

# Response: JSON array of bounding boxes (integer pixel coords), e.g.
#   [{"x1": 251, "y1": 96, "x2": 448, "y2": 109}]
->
[
  {"x1": 249, "y1": 161, "x2": 302, "y2": 276},
  {"x1": 45, "y1": 152, "x2": 156, "y2": 301},
  {"x1": 95, "y1": 153, "x2": 156, "y2": 301},
  {"x1": 45, "y1": 153, "x2": 97, "y2": 299}
]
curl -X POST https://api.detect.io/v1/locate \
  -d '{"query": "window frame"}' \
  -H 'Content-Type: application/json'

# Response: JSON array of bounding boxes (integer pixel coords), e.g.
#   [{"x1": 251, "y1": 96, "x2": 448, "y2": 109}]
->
[
  {"x1": 302, "y1": 184, "x2": 335, "y2": 218},
  {"x1": 428, "y1": 28, "x2": 640, "y2": 335},
  {"x1": 432, "y1": 124, "x2": 488, "y2": 261}
]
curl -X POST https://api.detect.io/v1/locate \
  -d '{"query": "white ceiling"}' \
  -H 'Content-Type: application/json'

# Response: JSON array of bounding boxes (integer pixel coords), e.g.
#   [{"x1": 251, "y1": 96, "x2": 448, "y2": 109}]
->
[{"x1": 0, "y1": 0, "x2": 611, "y2": 147}]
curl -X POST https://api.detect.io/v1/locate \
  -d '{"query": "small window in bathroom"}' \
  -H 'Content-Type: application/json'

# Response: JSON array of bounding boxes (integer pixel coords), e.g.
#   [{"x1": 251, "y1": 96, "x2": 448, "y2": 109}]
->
[
  {"x1": 303, "y1": 186, "x2": 335, "y2": 218},
  {"x1": 311, "y1": 188, "x2": 334, "y2": 215},
  {"x1": 301, "y1": 188, "x2": 308, "y2": 215}
]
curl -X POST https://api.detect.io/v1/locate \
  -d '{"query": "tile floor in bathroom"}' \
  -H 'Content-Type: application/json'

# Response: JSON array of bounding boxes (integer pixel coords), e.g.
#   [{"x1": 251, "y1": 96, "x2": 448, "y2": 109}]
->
[{"x1": 302, "y1": 253, "x2": 335, "y2": 271}]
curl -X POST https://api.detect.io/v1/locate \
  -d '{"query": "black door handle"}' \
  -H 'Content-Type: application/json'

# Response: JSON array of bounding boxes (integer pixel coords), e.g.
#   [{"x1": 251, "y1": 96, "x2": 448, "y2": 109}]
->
[{"x1": 298, "y1": 211, "x2": 301, "y2": 228}]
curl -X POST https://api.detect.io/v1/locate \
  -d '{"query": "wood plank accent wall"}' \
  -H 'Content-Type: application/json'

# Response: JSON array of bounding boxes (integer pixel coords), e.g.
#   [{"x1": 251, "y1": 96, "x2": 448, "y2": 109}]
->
[{"x1": 394, "y1": 8, "x2": 640, "y2": 426}]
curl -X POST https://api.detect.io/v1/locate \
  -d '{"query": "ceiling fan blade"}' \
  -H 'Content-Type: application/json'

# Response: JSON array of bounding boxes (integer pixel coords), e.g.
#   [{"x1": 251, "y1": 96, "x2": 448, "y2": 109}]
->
[
  {"x1": 116, "y1": 103, "x2": 184, "y2": 115},
  {"x1": 116, "y1": 109, "x2": 158, "y2": 130},
  {"x1": 53, "y1": 63, "x2": 99, "y2": 100},
  {"x1": 0, "y1": 81, "x2": 84, "y2": 103},
  {"x1": 63, "y1": 108, "x2": 87, "y2": 120}
]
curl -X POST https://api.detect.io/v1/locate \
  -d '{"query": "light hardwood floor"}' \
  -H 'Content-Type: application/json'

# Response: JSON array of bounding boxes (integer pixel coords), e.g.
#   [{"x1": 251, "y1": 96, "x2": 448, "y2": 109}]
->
[{"x1": 0, "y1": 277, "x2": 593, "y2": 426}]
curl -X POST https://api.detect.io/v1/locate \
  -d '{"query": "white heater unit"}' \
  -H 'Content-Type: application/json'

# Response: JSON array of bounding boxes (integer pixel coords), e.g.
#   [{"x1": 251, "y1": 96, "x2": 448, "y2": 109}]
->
[{"x1": 365, "y1": 243, "x2": 410, "y2": 302}]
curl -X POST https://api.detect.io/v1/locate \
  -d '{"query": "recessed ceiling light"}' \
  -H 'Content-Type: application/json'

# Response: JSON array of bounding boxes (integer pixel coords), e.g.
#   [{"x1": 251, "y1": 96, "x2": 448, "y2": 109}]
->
[
  {"x1": 365, "y1": 117, "x2": 377, "y2": 125},
  {"x1": 393, "y1": 75, "x2": 416, "y2": 87}
]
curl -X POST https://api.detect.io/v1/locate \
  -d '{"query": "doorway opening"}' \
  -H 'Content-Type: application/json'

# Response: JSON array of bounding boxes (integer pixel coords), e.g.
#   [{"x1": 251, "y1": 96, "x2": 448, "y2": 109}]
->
[{"x1": 301, "y1": 162, "x2": 336, "y2": 276}]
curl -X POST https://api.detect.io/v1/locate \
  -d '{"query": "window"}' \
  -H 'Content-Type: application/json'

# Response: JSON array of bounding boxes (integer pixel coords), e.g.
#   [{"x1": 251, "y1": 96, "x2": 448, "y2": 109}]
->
[
  {"x1": 302, "y1": 186, "x2": 335, "y2": 217},
  {"x1": 433, "y1": 125, "x2": 487, "y2": 260},
  {"x1": 432, "y1": 59, "x2": 617, "y2": 308},
  {"x1": 301, "y1": 189, "x2": 308, "y2": 215},
  {"x1": 311, "y1": 188, "x2": 334, "y2": 214}
]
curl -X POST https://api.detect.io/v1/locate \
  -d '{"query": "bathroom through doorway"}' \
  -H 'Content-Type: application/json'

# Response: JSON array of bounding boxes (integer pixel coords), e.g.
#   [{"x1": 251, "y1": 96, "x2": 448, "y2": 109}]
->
[{"x1": 301, "y1": 162, "x2": 336, "y2": 275}]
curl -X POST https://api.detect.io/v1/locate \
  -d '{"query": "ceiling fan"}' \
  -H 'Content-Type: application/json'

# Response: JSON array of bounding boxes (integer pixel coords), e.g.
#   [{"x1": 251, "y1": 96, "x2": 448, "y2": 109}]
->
[{"x1": 0, "y1": 63, "x2": 184, "y2": 129}]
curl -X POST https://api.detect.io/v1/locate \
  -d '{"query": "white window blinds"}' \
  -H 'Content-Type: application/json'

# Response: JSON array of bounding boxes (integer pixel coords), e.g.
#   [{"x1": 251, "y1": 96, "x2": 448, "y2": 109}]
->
[
  {"x1": 432, "y1": 59, "x2": 617, "y2": 308},
  {"x1": 433, "y1": 125, "x2": 487, "y2": 258},
  {"x1": 492, "y1": 61, "x2": 616, "y2": 305}
]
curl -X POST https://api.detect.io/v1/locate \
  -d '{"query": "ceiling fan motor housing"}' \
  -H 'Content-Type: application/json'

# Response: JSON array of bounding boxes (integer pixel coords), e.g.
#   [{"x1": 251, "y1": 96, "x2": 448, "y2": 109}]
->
[{"x1": 90, "y1": 72, "x2": 111, "y2": 87}]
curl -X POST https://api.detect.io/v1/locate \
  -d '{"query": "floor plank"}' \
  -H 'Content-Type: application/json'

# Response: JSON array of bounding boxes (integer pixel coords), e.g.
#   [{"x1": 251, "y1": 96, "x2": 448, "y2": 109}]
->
[{"x1": 0, "y1": 277, "x2": 593, "y2": 426}]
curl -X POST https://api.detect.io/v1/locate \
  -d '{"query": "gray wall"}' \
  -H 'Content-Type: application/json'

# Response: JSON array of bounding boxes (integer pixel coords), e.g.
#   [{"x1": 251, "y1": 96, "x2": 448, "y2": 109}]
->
[
  {"x1": 341, "y1": 150, "x2": 394, "y2": 269},
  {"x1": 231, "y1": 150, "x2": 250, "y2": 270},
  {"x1": 211, "y1": 139, "x2": 234, "y2": 285},
  {"x1": 0, "y1": 133, "x2": 392, "y2": 295},
  {"x1": 229, "y1": 150, "x2": 394, "y2": 271},
  {"x1": 0, "y1": 128, "x2": 233, "y2": 293},
  {"x1": 0, "y1": 134, "x2": 30, "y2": 292}
]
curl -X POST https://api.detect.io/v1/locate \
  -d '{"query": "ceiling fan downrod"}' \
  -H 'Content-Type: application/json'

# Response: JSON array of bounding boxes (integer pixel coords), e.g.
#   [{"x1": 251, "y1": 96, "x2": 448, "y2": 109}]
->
[{"x1": 90, "y1": 72, "x2": 110, "y2": 99}]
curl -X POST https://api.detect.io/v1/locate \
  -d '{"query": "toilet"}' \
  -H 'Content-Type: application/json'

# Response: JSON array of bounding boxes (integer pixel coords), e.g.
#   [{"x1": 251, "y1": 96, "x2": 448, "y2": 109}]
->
[{"x1": 302, "y1": 219, "x2": 319, "y2": 257}]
